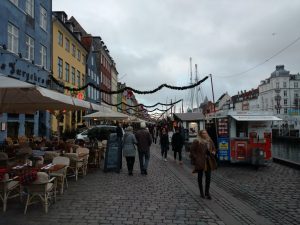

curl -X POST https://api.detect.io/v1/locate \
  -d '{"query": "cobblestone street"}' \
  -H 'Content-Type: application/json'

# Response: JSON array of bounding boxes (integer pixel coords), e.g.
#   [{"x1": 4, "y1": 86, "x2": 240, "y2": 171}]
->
[{"x1": 1, "y1": 143, "x2": 299, "y2": 225}]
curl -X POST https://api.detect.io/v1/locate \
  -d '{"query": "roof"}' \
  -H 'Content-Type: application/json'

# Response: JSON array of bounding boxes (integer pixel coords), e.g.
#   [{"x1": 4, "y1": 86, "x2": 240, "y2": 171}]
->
[
  {"x1": 270, "y1": 65, "x2": 290, "y2": 78},
  {"x1": 174, "y1": 113, "x2": 205, "y2": 121},
  {"x1": 231, "y1": 115, "x2": 282, "y2": 121}
]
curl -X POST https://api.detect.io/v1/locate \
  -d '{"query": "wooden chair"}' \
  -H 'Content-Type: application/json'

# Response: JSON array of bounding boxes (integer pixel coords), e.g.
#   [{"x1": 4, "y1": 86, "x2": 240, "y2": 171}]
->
[
  {"x1": 0, "y1": 173, "x2": 20, "y2": 212},
  {"x1": 23, "y1": 172, "x2": 56, "y2": 214}
]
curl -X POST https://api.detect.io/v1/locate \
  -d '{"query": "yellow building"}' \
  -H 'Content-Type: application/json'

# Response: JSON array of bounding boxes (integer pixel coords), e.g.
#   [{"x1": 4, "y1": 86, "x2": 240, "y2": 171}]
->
[{"x1": 52, "y1": 12, "x2": 88, "y2": 134}]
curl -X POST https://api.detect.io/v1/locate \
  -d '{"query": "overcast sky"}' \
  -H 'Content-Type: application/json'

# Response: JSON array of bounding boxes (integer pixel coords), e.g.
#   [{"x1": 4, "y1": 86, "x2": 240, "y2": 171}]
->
[{"x1": 53, "y1": 0, "x2": 300, "y2": 114}]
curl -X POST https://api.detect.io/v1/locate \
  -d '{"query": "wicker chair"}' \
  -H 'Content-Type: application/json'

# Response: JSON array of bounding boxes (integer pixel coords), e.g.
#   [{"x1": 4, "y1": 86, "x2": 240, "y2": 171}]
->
[
  {"x1": 50, "y1": 156, "x2": 70, "y2": 194},
  {"x1": 0, "y1": 173, "x2": 20, "y2": 212},
  {"x1": 76, "y1": 147, "x2": 89, "y2": 175},
  {"x1": 43, "y1": 151, "x2": 60, "y2": 164},
  {"x1": 64, "y1": 153, "x2": 84, "y2": 181},
  {"x1": 24, "y1": 172, "x2": 56, "y2": 214}
]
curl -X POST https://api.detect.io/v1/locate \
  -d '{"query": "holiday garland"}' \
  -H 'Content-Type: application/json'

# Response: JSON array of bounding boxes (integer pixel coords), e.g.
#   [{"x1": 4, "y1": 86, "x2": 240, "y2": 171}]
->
[
  {"x1": 49, "y1": 75, "x2": 208, "y2": 95},
  {"x1": 102, "y1": 98, "x2": 182, "y2": 108}
]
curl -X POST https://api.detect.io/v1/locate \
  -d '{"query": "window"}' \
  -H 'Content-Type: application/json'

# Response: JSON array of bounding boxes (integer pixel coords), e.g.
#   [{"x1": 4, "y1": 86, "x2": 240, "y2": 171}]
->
[
  {"x1": 295, "y1": 82, "x2": 299, "y2": 88},
  {"x1": 284, "y1": 90, "x2": 287, "y2": 97},
  {"x1": 82, "y1": 75, "x2": 85, "y2": 87},
  {"x1": 88, "y1": 68, "x2": 90, "y2": 76},
  {"x1": 9, "y1": 0, "x2": 18, "y2": 6},
  {"x1": 40, "y1": 45, "x2": 46, "y2": 68},
  {"x1": 276, "y1": 82, "x2": 279, "y2": 88},
  {"x1": 65, "y1": 62, "x2": 69, "y2": 82},
  {"x1": 65, "y1": 38, "x2": 70, "y2": 52},
  {"x1": 77, "y1": 70, "x2": 81, "y2": 86},
  {"x1": 39, "y1": 6, "x2": 47, "y2": 31},
  {"x1": 58, "y1": 57, "x2": 63, "y2": 79},
  {"x1": 25, "y1": 0, "x2": 34, "y2": 18},
  {"x1": 7, "y1": 23, "x2": 19, "y2": 54},
  {"x1": 91, "y1": 56, "x2": 94, "y2": 66},
  {"x1": 58, "y1": 31, "x2": 63, "y2": 46},
  {"x1": 276, "y1": 109, "x2": 280, "y2": 114},
  {"x1": 72, "y1": 44, "x2": 76, "y2": 57},
  {"x1": 283, "y1": 82, "x2": 287, "y2": 88},
  {"x1": 25, "y1": 35, "x2": 34, "y2": 61},
  {"x1": 284, "y1": 99, "x2": 287, "y2": 105},
  {"x1": 71, "y1": 67, "x2": 75, "y2": 84},
  {"x1": 88, "y1": 86, "x2": 91, "y2": 98},
  {"x1": 284, "y1": 108, "x2": 287, "y2": 114},
  {"x1": 77, "y1": 49, "x2": 81, "y2": 61},
  {"x1": 82, "y1": 54, "x2": 85, "y2": 64}
]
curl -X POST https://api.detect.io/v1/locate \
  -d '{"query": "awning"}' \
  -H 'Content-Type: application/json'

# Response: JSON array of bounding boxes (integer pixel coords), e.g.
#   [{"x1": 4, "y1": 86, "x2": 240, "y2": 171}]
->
[
  {"x1": 231, "y1": 115, "x2": 282, "y2": 121},
  {"x1": 128, "y1": 116, "x2": 149, "y2": 124},
  {"x1": 0, "y1": 75, "x2": 94, "y2": 113}
]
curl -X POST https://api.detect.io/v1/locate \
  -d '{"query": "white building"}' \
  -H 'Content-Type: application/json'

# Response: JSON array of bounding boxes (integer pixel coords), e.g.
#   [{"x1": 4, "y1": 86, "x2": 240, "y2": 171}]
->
[
  {"x1": 232, "y1": 88, "x2": 260, "y2": 111},
  {"x1": 259, "y1": 65, "x2": 300, "y2": 136}
]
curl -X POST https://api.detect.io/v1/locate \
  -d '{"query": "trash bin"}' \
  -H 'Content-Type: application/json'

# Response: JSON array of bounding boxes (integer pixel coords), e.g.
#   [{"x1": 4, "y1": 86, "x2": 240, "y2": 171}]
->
[{"x1": 251, "y1": 148, "x2": 265, "y2": 169}]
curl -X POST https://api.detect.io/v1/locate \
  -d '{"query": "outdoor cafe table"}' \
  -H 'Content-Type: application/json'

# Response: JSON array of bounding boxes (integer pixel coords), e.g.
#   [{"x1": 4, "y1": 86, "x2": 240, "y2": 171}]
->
[
  {"x1": 78, "y1": 153, "x2": 89, "y2": 159},
  {"x1": 39, "y1": 164, "x2": 66, "y2": 173},
  {"x1": 9, "y1": 163, "x2": 66, "y2": 174}
]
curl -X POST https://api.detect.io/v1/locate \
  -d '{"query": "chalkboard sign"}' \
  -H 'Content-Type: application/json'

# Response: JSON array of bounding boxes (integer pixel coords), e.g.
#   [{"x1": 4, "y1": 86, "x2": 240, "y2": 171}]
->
[{"x1": 104, "y1": 133, "x2": 122, "y2": 172}]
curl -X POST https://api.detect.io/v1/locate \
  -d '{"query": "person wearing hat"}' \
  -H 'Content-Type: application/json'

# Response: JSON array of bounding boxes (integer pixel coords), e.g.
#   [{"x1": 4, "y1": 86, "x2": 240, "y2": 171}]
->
[
  {"x1": 122, "y1": 126, "x2": 137, "y2": 175},
  {"x1": 135, "y1": 121, "x2": 152, "y2": 175}
]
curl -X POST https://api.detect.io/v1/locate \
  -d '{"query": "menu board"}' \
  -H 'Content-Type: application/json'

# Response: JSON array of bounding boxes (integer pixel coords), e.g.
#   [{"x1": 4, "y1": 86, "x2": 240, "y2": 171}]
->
[
  {"x1": 104, "y1": 133, "x2": 121, "y2": 172},
  {"x1": 217, "y1": 118, "x2": 229, "y2": 137}
]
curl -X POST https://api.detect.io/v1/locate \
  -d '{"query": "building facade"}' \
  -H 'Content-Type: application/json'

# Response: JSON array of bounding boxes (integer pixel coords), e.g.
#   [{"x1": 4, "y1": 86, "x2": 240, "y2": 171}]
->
[
  {"x1": 111, "y1": 62, "x2": 118, "y2": 112},
  {"x1": 0, "y1": 0, "x2": 52, "y2": 142},
  {"x1": 68, "y1": 17, "x2": 101, "y2": 107},
  {"x1": 259, "y1": 65, "x2": 300, "y2": 136},
  {"x1": 117, "y1": 82, "x2": 127, "y2": 113},
  {"x1": 52, "y1": 11, "x2": 88, "y2": 134},
  {"x1": 232, "y1": 88, "x2": 259, "y2": 111}
]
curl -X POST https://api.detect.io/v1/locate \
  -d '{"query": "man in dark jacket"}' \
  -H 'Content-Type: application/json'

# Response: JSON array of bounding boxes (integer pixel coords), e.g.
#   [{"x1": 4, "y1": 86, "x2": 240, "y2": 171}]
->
[
  {"x1": 171, "y1": 127, "x2": 184, "y2": 164},
  {"x1": 135, "y1": 122, "x2": 152, "y2": 175}
]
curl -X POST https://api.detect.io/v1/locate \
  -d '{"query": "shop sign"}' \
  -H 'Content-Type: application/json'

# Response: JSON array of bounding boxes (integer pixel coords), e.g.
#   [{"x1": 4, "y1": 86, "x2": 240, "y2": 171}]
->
[{"x1": 217, "y1": 137, "x2": 230, "y2": 161}]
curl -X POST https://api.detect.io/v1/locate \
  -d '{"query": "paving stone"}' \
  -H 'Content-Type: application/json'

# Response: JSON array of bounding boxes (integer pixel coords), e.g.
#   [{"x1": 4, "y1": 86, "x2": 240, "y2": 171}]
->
[{"x1": 1, "y1": 144, "x2": 298, "y2": 225}]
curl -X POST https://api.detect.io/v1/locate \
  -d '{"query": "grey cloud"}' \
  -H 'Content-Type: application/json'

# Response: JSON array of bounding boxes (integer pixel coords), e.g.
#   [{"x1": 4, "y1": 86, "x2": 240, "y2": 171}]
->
[{"x1": 53, "y1": 0, "x2": 300, "y2": 112}]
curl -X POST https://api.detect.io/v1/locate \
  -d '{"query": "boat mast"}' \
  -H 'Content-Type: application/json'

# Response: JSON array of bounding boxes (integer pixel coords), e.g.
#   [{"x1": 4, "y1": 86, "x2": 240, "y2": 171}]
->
[
  {"x1": 195, "y1": 64, "x2": 200, "y2": 112},
  {"x1": 190, "y1": 57, "x2": 194, "y2": 111}
]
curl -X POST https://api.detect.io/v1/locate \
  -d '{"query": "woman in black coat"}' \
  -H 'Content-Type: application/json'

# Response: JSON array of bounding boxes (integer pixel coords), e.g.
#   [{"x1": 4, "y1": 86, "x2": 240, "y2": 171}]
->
[
  {"x1": 160, "y1": 128, "x2": 169, "y2": 161},
  {"x1": 171, "y1": 127, "x2": 184, "y2": 164}
]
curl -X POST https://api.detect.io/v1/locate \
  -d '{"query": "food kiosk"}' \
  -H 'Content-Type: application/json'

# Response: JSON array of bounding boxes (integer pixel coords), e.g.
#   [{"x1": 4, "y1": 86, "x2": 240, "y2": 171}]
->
[{"x1": 206, "y1": 111, "x2": 282, "y2": 165}]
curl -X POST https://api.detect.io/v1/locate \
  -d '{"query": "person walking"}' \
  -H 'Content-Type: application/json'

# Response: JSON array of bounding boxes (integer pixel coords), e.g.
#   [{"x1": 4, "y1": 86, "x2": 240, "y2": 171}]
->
[
  {"x1": 171, "y1": 127, "x2": 184, "y2": 164},
  {"x1": 152, "y1": 126, "x2": 158, "y2": 144},
  {"x1": 190, "y1": 130, "x2": 217, "y2": 199},
  {"x1": 122, "y1": 126, "x2": 137, "y2": 176},
  {"x1": 116, "y1": 122, "x2": 124, "y2": 170},
  {"x1": 160, "y1": 128, "x2": 169, "y2": 161},
  {"x1": 135, "y1": 122, "x2": 152, "y2": 175}
]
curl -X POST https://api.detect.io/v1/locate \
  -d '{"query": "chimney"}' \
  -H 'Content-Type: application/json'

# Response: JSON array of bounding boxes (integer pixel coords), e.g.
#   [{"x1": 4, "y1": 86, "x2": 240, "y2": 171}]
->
[{"x1": 276, "y1": 65, "x2": 284, "y2": 70}]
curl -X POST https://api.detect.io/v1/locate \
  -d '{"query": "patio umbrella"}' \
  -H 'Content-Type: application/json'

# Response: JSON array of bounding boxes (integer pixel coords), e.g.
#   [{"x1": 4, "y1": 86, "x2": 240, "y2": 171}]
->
[
  {"x1": 0, "y1": 75, "x2": 94, "y2": 113},
  {"x1": 83, "y1": 106, "x2": 129, "y2": 120}
]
